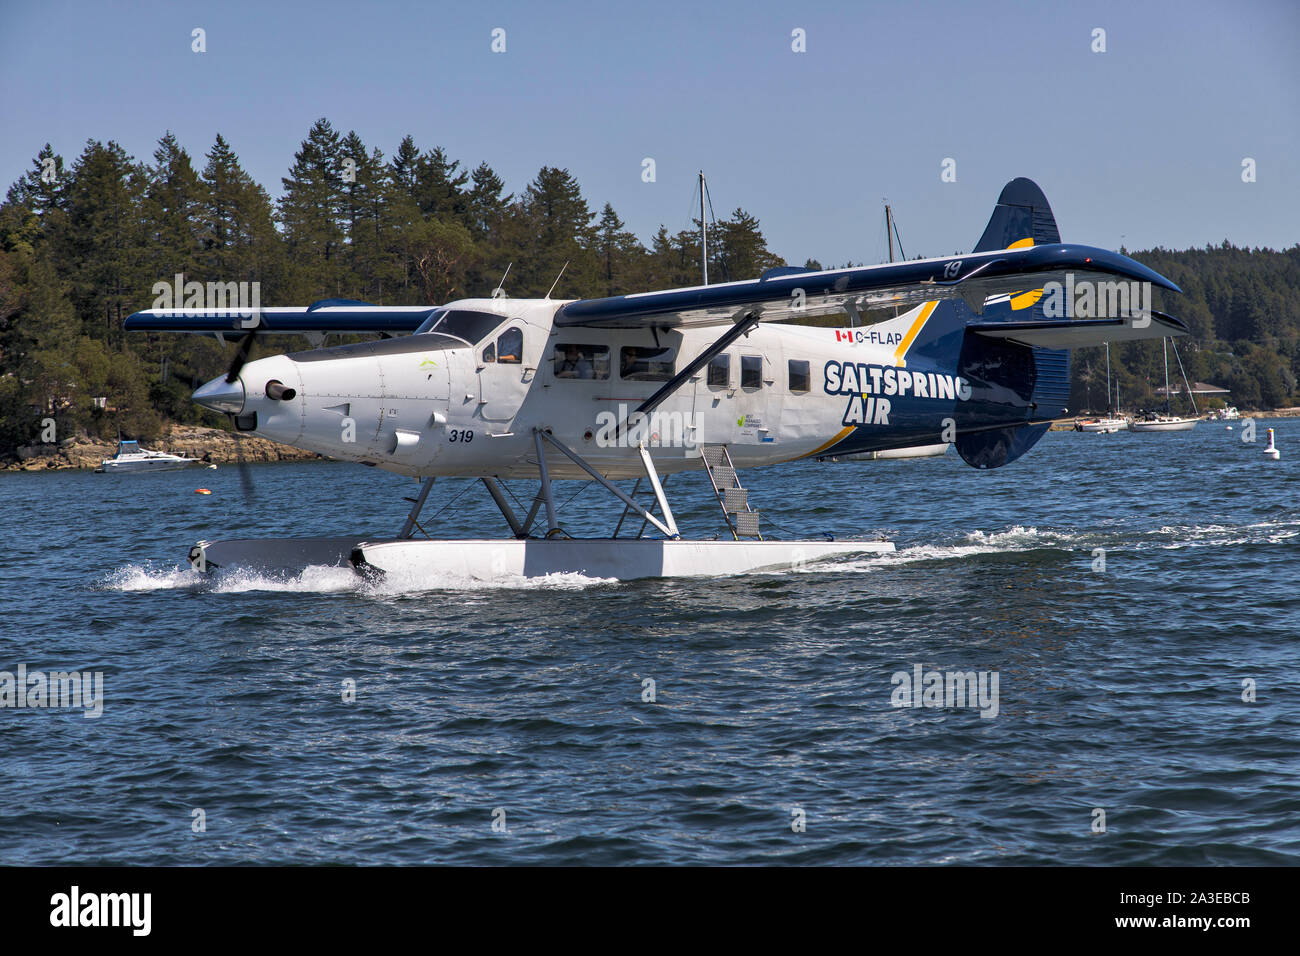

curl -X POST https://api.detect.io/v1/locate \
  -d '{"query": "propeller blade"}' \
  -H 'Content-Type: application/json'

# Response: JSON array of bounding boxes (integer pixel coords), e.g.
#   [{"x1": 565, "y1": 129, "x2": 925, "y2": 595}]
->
[{"x1": 225, "y1": 329, "x2": 257, "y2": 384}]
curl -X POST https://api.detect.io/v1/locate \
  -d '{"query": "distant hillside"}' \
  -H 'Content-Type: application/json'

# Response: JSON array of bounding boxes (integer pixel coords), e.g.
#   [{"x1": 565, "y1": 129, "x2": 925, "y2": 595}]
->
[{"x1": 1070, "y1": 245, "x2": 1300, "y2": 414}]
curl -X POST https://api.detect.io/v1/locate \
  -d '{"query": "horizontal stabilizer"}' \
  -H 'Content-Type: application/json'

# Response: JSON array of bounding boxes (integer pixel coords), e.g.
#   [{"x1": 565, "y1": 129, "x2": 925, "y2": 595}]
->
[{"x1": 968, "y1": 310, "x2": 1188, "y2": 349}]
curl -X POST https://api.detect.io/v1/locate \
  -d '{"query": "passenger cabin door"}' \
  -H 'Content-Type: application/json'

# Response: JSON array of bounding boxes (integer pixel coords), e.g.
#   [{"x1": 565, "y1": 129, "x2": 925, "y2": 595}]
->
[{"x1": 695, "y1": 347, "x2": 778, "y2": 445}]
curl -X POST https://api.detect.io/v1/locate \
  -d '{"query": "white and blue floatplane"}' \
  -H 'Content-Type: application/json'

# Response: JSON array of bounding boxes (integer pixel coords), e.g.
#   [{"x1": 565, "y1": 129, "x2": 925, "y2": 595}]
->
[{"x1": 126, "y1": 178, "x2": 1188, "y2": 582}]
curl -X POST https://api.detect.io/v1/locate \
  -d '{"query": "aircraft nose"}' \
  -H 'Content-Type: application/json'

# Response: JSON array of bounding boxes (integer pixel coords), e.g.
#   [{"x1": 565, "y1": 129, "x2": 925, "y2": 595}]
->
[{"x1": 192, "y1": 375, "x2": 245, "y2": 414}]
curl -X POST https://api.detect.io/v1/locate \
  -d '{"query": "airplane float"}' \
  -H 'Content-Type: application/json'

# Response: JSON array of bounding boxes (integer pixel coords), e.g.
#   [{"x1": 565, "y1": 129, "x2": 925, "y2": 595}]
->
[{"x1": 125, "y1": 178, "x2": 1187, "y2": 581}]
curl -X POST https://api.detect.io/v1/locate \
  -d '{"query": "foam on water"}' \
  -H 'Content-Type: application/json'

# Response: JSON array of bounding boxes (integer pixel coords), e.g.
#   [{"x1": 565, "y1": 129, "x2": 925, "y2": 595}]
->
[
  {"x1": 365, "y1": 566, "x2": 617, "y2": 594},
  {"x1": 99, "y1": 563, "x2": 206, "y2": 591},
  {"x1": 99, "y1": 562, "x2": 616, "y2": 595}
]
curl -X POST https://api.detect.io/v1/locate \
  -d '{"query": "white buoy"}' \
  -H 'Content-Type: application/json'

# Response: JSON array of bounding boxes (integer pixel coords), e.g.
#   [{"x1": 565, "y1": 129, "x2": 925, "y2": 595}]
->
[{"x1": 1264, "y1": 428, "x2": 1280, "y2": 460}]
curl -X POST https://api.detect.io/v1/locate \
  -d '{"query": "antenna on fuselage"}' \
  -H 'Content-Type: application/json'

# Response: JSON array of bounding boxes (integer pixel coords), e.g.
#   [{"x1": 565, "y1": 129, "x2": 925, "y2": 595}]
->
[
  {"x1": 492, "y1": 262, "x2": 512, "y2": 300},
  {"x1": 544, "y1": 260, "x2": 569, "y2": 300}
]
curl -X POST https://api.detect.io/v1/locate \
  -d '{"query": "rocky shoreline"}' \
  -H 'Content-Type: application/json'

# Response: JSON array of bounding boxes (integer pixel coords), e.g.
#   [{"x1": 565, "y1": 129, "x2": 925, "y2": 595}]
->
[{"x1": 2, "y1": 424, "x2": 324, "y2": 472}]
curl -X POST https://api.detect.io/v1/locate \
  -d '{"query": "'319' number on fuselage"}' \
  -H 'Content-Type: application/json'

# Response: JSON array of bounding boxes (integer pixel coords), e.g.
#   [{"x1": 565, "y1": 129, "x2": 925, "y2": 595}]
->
[{"x1": 447, "y1": 428, "x2": 474, "y2": 443}]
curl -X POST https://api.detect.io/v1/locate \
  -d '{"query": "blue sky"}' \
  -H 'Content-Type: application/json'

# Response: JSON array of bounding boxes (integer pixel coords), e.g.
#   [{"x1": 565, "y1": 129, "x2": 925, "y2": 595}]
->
[{"x1": 2, "y1": 0, "x2": 1296, "y2": 269}]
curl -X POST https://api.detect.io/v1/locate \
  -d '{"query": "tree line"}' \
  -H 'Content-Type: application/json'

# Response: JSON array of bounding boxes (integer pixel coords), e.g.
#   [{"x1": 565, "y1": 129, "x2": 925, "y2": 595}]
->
[
  {"x1": 1072, "y1": 243, "x2": 1300, "y2": 414},
  {"x1": 0, "y1": 119, "x2": 1295, "y2": 451}
]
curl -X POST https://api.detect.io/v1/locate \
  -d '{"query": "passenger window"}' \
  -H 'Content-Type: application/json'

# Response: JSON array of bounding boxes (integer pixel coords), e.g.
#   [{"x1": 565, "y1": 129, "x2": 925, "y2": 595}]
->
[
  {"x1": 620, "y1": 346, "x2": 676, "y2": 382},
  {"x1": 741, "y1": 355, "x2": 763, "y2": 389},
  {"x1": 497, "y1": 327, "x2": 523, "y2": 364},
  {"x1": 552, "y1": 344, "x2": 609, "y2": 380},
  {"x1": 788, "y1": 359, "x2": 810, "y2": 393},
  {"x1": 482, "y1": 341, "x2": 496, "y2": 363},
  {"x1": 707, "y1": 354, "x2": 730, "y2": 389}
]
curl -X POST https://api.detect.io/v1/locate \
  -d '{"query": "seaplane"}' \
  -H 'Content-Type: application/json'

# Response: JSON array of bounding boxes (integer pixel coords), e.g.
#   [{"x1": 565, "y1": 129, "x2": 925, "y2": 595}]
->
[{"x1": 125, "y1": 178, "x2": 1189, "y2": 582}]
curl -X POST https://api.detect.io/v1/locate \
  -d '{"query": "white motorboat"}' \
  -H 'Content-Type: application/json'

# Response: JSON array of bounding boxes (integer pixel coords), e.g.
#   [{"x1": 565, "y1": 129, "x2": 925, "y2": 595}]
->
[
  {"x1": 96, "y1": 439, "x2": 200, "y2": 473},
  {"x1": 1075, "y1": 418, "x2": 1127, "y2": 433}
]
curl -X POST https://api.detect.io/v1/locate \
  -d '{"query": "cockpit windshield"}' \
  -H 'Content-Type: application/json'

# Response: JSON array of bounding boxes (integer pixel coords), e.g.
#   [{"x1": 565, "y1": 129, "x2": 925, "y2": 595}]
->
[{"x1": 413, "y1": 308, "x2": 503, "y2": 345}]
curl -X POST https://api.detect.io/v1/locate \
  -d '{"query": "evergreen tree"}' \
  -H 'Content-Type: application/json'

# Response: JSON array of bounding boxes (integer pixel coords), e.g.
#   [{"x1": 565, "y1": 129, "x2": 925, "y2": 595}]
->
[
  {"x1": 389, "y1": 135, "x2": 422, "y2": 200},
  {"x1": 279, "y1": 118, "x2": 346, "y2": 296},
  {"x1": 517, "y1": 166, "x2": 597, "y2": 296},
  {"x1": 414, "y1": 146, "x2": 469, "y2": 224},
  {"x1": 199, "y1": 133, "x2": 280, "y2": 282},
  {"x1": 57, "y1": 140, "x2": 148, "y2": 347},
  {"x1": 595, "y1": 203, "x2": 645, "y2": 296},
  {"x1": 710, "y1": 208, "x2": 784, "y2": 280},
  {"x1": 142, "y1": 132, "x2": 205, "y2": 284},
  {"x1": 5, "y1": 144, "x2": 68, "y2": 218}
]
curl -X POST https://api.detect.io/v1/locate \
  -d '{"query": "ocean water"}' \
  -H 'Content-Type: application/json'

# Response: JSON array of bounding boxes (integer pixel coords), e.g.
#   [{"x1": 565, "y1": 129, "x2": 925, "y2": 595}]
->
[{"x1": 2, "y1": 419, "x2": 1298, "y2": 865}]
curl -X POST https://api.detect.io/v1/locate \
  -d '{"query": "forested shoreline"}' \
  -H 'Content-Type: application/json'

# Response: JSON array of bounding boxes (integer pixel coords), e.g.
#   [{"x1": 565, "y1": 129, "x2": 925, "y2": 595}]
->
[{"x1": 1, "y1": 118, "x2": 1296, "y2": 455}]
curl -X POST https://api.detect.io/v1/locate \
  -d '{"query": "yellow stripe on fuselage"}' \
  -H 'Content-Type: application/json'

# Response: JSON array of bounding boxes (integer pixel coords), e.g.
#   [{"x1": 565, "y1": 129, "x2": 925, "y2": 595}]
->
[
  {"x1": 893, "y1": 300, "x2": 937, "y2": 367},
  {"x1": 789, "y1": 425, "x2": 855, "y2": 462}
]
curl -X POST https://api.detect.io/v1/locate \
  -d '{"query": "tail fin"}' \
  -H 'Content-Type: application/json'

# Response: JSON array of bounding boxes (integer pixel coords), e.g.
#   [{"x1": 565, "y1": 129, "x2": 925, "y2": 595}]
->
[
  {"x1": 972, "y1": 177, "x2": 1061, "y2": 252},
  {"x1": 959, "y1": 178, "x2": 1069, "y2": 468}
]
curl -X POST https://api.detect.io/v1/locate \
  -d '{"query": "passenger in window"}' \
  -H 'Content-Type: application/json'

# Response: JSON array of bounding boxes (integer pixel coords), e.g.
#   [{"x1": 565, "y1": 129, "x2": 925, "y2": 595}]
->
[{"x1": 555, "y1": 345, "x2": 593, "y2": 379}]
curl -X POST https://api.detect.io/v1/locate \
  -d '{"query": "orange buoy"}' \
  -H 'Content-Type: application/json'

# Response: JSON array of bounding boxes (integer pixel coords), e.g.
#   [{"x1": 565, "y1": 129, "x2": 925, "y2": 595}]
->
[{"x1": 195, "y1": 488, "x2": 212, "y2": 495}]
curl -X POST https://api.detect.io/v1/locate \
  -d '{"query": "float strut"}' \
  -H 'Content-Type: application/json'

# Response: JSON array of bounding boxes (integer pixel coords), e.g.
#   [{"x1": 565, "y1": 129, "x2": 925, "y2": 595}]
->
[
  {"x1": 533, "y1": 429, "x2": 560, "y2": 536},
  {"x1": 398, "y1": 476, "x2": 436, "y2": 539},
  {"x1": 481, "y1": 477, "x2": 526, "y2": 538}
]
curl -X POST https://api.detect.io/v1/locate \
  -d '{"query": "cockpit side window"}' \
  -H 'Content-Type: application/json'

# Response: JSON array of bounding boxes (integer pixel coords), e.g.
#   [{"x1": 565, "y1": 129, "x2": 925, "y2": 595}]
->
[
  {"x1": 497, "y1": 327, "x2": 523, "y2": 364},
  {"x1": 482, "y1": 341, "x2": 496, "y2": 363}
]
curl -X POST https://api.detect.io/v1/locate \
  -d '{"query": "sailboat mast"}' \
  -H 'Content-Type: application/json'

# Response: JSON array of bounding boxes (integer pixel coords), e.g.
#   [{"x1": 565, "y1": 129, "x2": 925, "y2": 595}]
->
[
  {"x1": 1105, "y1": 342, "x2": 1112, "y2": 416},
  {"x1": 886, "y1": 203, "x2": 895, "y2": 263},
  {"x1": 1162, "y1": 337, "x2": 1171, "y2": 415},
  {"x1": 700, "y1": 171, "x2": 708, "y2": 286}
]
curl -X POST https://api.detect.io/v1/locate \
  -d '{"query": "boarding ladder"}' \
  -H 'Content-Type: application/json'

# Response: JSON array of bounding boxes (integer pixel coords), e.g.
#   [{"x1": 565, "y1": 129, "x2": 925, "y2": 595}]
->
[{"x1": 701, "y1": 444, "x2": 762, "y2": 540}]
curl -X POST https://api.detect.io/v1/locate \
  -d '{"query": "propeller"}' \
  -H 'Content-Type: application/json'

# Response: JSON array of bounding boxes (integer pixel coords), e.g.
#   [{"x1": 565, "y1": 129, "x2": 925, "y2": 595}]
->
[{"x1": 233, "y1": 430, "x2": 256, "y2": 503}]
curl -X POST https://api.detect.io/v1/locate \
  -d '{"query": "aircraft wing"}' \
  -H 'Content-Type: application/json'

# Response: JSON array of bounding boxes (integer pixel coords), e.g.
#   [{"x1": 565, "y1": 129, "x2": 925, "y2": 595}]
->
[
  {"x1": 123, "y1": 299, "x2": 437, "y2": 336},
  {"x1": 968, "y1": 311, "x2": 1188, "y2": 349},
  {"x1": 554, "y1": 244, "x2": 1180, "y2": 329}
]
